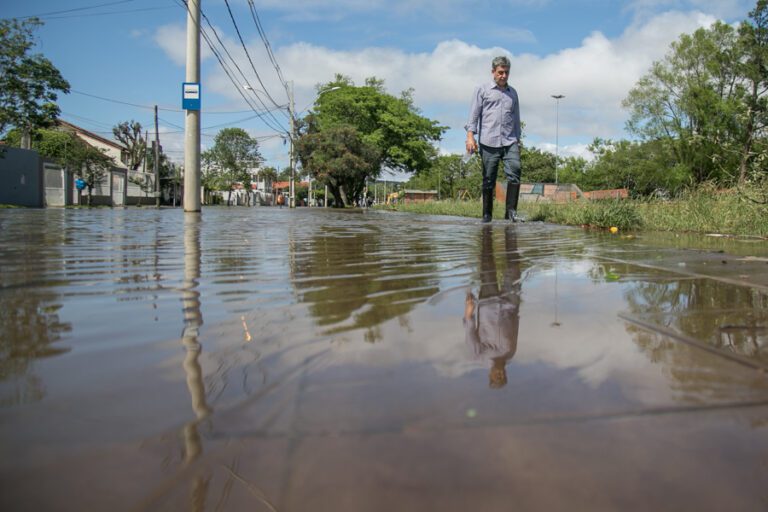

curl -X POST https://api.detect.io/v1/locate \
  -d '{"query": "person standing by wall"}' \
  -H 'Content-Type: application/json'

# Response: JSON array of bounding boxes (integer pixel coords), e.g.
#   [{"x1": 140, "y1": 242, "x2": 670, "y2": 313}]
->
[{"x1": 465, "y1": 56, "x2": 522, "y2": 222}]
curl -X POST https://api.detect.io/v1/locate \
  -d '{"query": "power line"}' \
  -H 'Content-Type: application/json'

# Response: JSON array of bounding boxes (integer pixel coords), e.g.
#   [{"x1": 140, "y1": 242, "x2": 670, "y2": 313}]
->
[
  {"x1": 199, "y1": 16, "x2": 288, "y2": 131},
  {"x1": 246, "y1": 0, "x2": 289, "y2": 95},
  {"x1": 39, "y1": 6, "x2": 175, "y2": 20},
  {"x1": 60, "y1": 111, "x2": 116, "y2": 129},
  {"x1": 211, "y1": 0, "x2": 289, "y2": 129},
  {"x1": 173, "y1": 0, "x2": 289, "y2": 135},
  {"x1": 70, "y1": 89, "x2": 270, "y2": 115},
  {"x1": 222, "y1": 0, "x2": 286, "y2": 111},
  {"x1": 14, "y1": 0, "x2": 137, "y2": 19},
  {"x1": 71, "y1": 90, "x2": 183, "y2": 112},
  {"x1": 198, "y1": 17, "x2": 288, "y2": 133}
]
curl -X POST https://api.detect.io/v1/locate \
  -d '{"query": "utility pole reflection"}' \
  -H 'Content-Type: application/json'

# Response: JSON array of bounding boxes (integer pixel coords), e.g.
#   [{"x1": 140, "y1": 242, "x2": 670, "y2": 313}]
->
[{"x1": 181, "y1": 213, "x2": 212, "y2": 509}]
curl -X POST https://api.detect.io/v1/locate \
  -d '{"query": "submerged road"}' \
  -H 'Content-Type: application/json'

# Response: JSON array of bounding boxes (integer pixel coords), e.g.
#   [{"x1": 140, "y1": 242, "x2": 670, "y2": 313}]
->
[{"x1": 1, "y1": 207, "x2": 767, "y2": 511}]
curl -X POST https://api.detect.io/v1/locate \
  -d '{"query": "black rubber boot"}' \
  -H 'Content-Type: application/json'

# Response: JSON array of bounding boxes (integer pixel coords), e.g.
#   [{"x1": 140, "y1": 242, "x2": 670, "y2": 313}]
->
[
  {"x1": 504, "y1": 183, "x2": 520, "y2": 221},
  {"x1": 482, "y1": 188, "x2": 493, "y2": 223}
]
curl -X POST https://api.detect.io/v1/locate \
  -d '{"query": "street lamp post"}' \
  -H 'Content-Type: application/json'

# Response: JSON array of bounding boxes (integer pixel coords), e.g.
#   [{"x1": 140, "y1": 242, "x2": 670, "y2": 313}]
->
[
  {"x1": 288, "y1": 81, "x2": 297, "y2": 208},
  {"x1": 551, "y1": 94, "x2": 564, "y2": 186}
]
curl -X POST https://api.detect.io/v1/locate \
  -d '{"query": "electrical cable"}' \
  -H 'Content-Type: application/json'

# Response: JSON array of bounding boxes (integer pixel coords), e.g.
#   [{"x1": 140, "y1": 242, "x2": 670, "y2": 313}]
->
[
  {"x1": 71, "y1": 90, "x2": 183, "y2": 112},
  {"x1": 13, "y1": 0, "x2": 137, "y2": 19},
  {"x1": 246, "y1": 0, "x2": 289, "y2": 95},
  {"x1": 172, "y1": 0, "x2": 289, "y2": 134},
  {"x1": 222, "y1": 0, "x2": 286, "y2": 112},
  {"x1": 198, "y1": 20, "x2": 288, "y2": 134},
  {"x1": 38, "y1": 7, "x2": 175, "y2": 21}
]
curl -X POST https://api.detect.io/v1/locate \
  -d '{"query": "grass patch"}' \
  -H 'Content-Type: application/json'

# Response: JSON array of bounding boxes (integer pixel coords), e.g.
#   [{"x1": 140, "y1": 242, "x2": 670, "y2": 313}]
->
[
  {"x1": 378, "y1": 183, "x2": 768, "y2": 237},
  {"x1": 526, "y1": 200, "x2": 642, "y2": 230}
]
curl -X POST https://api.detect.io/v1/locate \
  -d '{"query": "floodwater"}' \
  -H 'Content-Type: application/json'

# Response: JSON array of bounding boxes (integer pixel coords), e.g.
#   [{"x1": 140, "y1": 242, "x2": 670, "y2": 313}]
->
[{"x1": 1, "y1": 207, "x2": 767, "y2": 511}]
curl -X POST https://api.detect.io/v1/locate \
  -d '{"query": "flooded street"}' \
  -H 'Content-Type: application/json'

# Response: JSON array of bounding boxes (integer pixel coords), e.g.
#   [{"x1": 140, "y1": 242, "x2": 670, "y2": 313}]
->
[{"x1": 1, "y1": 207, "x2": 767, "y2": 511}]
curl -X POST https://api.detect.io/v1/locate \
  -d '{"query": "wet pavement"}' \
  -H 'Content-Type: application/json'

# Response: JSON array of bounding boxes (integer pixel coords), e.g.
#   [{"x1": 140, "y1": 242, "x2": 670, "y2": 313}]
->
[{"x1": 1, "y1": 207, "x2": 767, "y2": 511}]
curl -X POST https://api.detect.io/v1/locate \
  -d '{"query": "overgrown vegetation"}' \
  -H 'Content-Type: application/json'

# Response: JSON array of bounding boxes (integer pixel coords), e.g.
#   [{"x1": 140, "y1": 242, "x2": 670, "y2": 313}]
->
[{"x1": 379, "y1": 182, "x2": 768, "y2": 237}]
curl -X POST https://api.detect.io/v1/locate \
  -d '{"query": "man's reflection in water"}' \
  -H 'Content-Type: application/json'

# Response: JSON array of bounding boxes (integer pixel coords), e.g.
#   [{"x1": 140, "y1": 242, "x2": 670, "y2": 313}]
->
[
  {"x1": 464, "y1": 226, "x2": 522, "y2": 388},
  {"x1": 181, "y1": 213, "x2": 213, "y2": 510}
]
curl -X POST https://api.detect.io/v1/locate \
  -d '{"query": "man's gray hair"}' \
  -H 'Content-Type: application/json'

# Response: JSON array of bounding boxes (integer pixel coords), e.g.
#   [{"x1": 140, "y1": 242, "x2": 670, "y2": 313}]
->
[{"x1": 492, "y1": 56, "x2": 511, "y2": 69}]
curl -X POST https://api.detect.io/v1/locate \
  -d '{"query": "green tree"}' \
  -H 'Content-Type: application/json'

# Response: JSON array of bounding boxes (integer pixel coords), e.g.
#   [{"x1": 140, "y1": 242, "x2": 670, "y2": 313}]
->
[
  {"x1": 623, "y1": 20, "x2": 749, "y2": 185},
  {"x1": 311, "y1": 77, "x2": 445, "y2": 172},
  {"x1": 0, "y1": 18, "x2": 70, "y2": 145},
  {"x1": 405, "y1": 154, "x2": 482, "y2": 200},
  {"x1": 296, "y1": 125, "x2": 380, "y2": 207},
  {"x1": 556, "y1": 155, "x2": 590, "y2": 189},
  {"x1": 201, "y1": 150, "x2": 229, "y2": 203},
  {"x1": 73, "y1": 143, "x2": 114, "y2": 206},
  {"x1": 112, "y1": 120, "x2": 146, "y2": 171},
  {"x1": 258, "y1": 165, "x2": 278, "y2": 192},
  {"x1": 276, "y1": 166, "x2": 291, "y2": 182},
  {"x1": 202, "y1": 128, "x2": 262, "y2": 205},
  {"x1": 520, "y1": 146, "x2": 557, "y2": 184},
  {"x1": 735, "y1": 0, "x2": 768, "y2": 183},
  {"x1": 297, "y1": 75, "x2": 445, "y2": 206},
  {"x1": 584, "y1": 138, "x2": 687, "y2": 196}
]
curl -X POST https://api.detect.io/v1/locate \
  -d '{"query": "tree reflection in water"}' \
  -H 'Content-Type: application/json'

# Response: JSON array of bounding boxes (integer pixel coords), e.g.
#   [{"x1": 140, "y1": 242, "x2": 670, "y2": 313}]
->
[
  {"x1": 591, "y1": 260, "x2": 768, "y2": 400},
  {"x1": 0, "y1": 222, "x2": 71, "y2": 405},
  {"x1": 290, "y1": 224, "x2": 441, "y2": 342}
]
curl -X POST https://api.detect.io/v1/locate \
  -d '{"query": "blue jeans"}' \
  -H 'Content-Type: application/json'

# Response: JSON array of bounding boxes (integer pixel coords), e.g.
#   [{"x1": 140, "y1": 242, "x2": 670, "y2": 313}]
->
[{"x1": 480, "y1": 143, "x2": 521, "y2": 193}]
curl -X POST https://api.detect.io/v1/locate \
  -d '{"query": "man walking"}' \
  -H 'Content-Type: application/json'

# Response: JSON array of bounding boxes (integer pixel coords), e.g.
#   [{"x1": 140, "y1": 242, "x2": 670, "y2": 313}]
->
[{"x1": 465, "y1": 56, "x2": 522, "y2": 222}]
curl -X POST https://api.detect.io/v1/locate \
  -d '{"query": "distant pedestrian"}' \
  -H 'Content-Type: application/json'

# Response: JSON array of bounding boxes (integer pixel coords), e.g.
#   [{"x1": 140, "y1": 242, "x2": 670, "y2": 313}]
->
[
  {"x1": 276, "y1": 193, "x2": 285, "y2": 208},
  {"x1": 465, "y1": 56, "x2": 522, "y2": 222}
]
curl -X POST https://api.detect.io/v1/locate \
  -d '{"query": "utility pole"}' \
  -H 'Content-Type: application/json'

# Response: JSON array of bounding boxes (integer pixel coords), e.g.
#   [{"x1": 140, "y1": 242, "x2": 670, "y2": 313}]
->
[
  {"x1": 142, "y1": 131, "x2": 149, "y2": 173},
  {"x1": 288, "y1": 81, "x2": 296, "y2": 208},
  {"x1": 184, "y1": 0, "x2": 201, "y2": 212},
  {"x1": 154, "y1": 105, "x2": 160, "y2": 207},
  {"x1": 551, "y1": 94, "x2": 565, "y2": 186}
]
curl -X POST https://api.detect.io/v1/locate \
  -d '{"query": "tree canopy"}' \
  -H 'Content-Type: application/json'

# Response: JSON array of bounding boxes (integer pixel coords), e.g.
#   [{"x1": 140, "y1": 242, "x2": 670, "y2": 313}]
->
[
  {"x1": 112, "y1": 120, "x2": 146, "y2": 171},
  {"x1": 201, "y1": 128, "x2": 262, "y2": 204},
  {"x1": 297, "y1": 125, "x2": 381, "y2": 206},
  {"x1": 0, "y1": 18, "x2": 70, "y2": 141},
  {"x1": 623, "y1": 0, "x2": 768, "y2": 186},
  {"x1": 296, "y1": 75, "x2": 445, "y2": 207}
]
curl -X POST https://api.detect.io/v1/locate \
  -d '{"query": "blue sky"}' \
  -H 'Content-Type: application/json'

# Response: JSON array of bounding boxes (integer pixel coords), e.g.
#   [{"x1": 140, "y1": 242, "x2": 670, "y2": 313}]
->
[{"x1": 3, "y1": 0, "x2": 757, "y2": 172}]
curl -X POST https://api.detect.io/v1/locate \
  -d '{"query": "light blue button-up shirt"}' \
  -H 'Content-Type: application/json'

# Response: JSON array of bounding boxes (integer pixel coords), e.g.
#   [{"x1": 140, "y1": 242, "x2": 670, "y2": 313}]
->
[{"x1": 465, "y1": 81, "x2": 521, "y2": 148}]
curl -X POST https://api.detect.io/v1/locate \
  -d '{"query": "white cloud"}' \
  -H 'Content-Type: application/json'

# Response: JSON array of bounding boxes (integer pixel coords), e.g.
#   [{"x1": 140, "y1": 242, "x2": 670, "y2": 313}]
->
[
  {"x1": 153, "y1": 24, "x2": 214, "y2": 67},
  {"x1": 271, "y1": 10, "x2": 716, "y2": 146},
  {"x1": 627, "y1": 0, "x2": 752, "y2": 19},
  {"x1": 538, "y1": 142, "x2": 595, "y2": 161},
  {"x1": 153, "y1": 9, "x2": 719, "y2": 161},
  {"x1": 252, "y1": 0, "x2": 552, "y2": 20}
]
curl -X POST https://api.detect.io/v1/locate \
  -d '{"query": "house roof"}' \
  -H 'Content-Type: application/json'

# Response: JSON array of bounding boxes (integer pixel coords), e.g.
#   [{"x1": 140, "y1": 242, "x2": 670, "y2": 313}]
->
[
  {"x1": 56, "y1": 119, "x2": 127, "y2": 152},
  {"x1": 273, "y1": 181, "x2": 310, "y2": 189}
]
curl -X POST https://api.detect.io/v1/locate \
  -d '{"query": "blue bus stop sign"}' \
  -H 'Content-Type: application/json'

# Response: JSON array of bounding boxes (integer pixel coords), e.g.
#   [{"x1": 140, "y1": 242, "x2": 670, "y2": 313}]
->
[
  {"x1": 182, "y1": 82, "x2": 201, "y2": 110},
  {"x1": 75, "y1": 178, "x2": 86, "y2": 191}
]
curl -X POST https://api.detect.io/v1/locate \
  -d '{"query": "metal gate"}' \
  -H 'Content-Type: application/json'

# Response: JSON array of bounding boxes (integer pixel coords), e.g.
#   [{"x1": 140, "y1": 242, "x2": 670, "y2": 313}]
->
[
  {"x1": 112, "y1": 172, "x2": 125, "y2": 206},
  {"x1": 44, "y1": 163, "x2": 65, "y2": 206}
]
